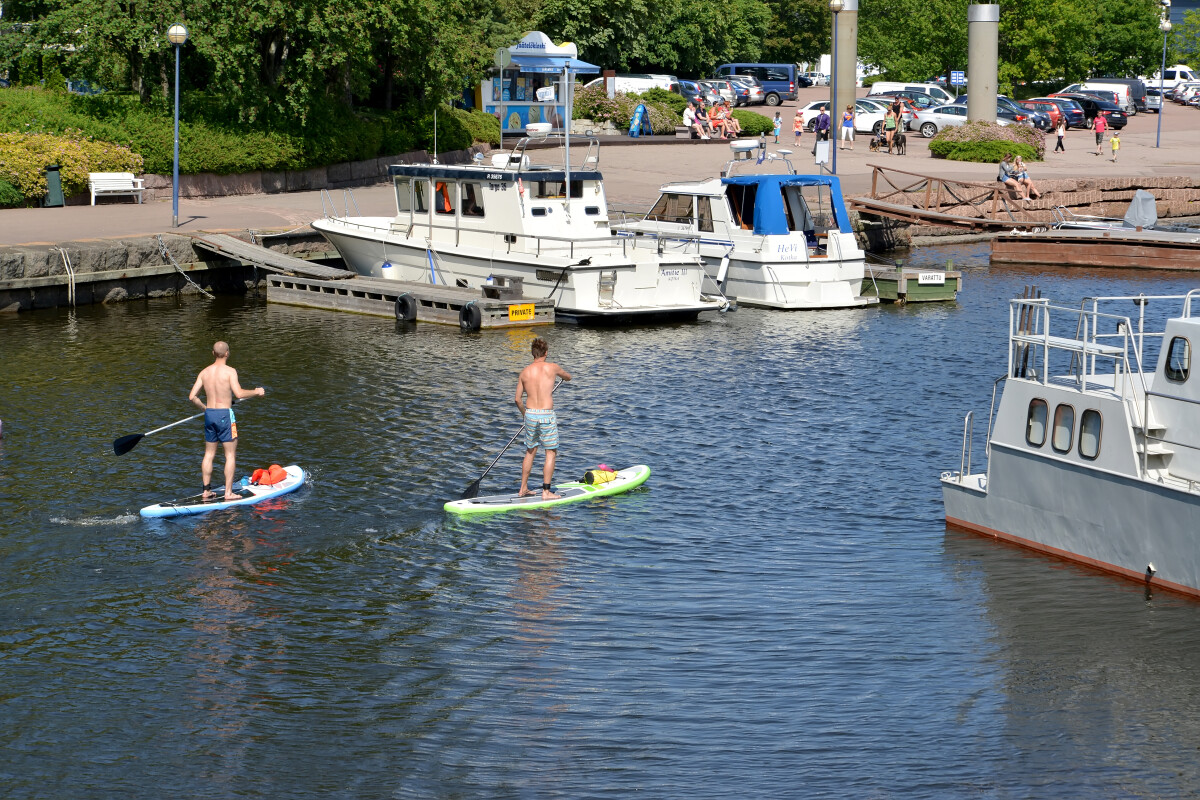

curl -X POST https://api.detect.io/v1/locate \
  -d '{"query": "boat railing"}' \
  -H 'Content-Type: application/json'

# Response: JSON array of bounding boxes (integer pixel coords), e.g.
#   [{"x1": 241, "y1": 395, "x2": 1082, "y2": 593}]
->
[
  {"x1": 497, "y1": 134, "x2": 602, "y2": 174},
  {"x1": 958, "y1": 411, "x2": 974, "y2": 482},
  {"x1": 319, "y1": 188, "x2": 361, "y2": 220}
]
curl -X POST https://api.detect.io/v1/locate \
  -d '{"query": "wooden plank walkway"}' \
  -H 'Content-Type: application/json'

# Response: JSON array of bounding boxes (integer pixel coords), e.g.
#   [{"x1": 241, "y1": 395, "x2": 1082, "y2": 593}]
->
[
  {"x1": 266, "y1": 273, "x2": 555, "y2": 329},
  {"x1": 190, "y1": 233, "x2": 356, "y2": 280},
  {"x1": 850, "y1": 164, "x2": 1044, "y2": 230},
  {"x1": 991, "y1": 228, "x2": 1200, "y2": 269},
  {"x1": 850, "y1": 198, "x2": 1043, "y2": 230}
]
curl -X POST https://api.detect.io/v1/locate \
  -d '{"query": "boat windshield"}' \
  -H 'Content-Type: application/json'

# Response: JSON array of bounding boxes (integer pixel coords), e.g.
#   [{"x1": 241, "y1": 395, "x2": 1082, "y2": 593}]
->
[{"x1": 645, "y1": 193, "x2": 714, "y2": 232}]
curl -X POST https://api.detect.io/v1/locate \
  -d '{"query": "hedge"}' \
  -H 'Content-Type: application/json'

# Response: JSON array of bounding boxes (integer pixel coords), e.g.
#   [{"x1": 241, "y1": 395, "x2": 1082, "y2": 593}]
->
[
  {"x1": 0, "y1": 87, "x2": 499, "y2": 178},
  {"x1": 928, "y1": 120, "x2": 1046, "y2": 161},
  {"x1": 573, "y1": 84, "x2": 680, "y2": 134},
  {"x1": 732, "y1": 111, "x2": 774, "y2": 137},
  {"x1": 0, "y1": 130, "x2": 143, "y2": 203}
]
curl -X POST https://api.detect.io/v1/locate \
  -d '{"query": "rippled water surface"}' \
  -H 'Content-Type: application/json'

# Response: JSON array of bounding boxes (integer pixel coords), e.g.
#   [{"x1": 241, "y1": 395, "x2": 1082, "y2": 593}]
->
[{"x1": 5, "y1": 244, "x2": 1200, "y2": 798}]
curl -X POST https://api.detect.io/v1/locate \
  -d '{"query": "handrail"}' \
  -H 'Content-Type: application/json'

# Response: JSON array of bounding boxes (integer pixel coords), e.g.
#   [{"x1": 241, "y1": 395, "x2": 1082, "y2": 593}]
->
[{"x1": 959, "y1": 411, "x2": 975, "y2": 483}]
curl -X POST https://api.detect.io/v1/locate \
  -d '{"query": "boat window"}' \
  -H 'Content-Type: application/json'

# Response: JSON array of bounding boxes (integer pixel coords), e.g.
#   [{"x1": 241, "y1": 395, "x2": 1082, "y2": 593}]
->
[
  {"x1": 800, "y1": 184, "x2": 836, "y2": 234},
  {"x1": 1079, "y1": 409, "x2": 1102, "y2": 460},
  {"x1": 1026, "y1": 398, "x2": 1048, "y2": 446},
  {"x1": 697, "y1": 196, "x2": 713, "y2": 233},
  {"x1": 434, "y1": 181, "x2": 454, "y2": 215},
  {"x1": 394, "y1": 178, "x2": 412, "y2": 213},
  {"x1": 533, "y1": 180, "x2": 582, "y2": 199},
  {"x1": 585, "y1": 206, "x2": 600, "y2": 216},
  {"x1": 782, "y1": 186, "x2": 814, "y2": 233},
  {"x1": 1165, "y1": 336, "x2": 1190, "y2": 382},
  {"x1": 727, "y1": 184, "x2": 757, "y2": 230},
  {"x1": 460, "y1": 182, "x2": 485, "y2": 217},
  {"x1": 531, "y1": 207, "x2": 547, "y2": 217},
  {"x1": 1052, "y1": 404, "x2": 1075, "y2": 453},
  {"x1": 413, "y1": 180, "x2": 429, "y2": 213},
  {"x1": 646, "y1": 193, "x2": 693, "y2": 225}
]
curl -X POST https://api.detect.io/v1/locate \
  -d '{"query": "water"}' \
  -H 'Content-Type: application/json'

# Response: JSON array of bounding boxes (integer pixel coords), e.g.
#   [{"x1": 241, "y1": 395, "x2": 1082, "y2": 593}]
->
[{"x1": 4, "y1": 245, "x2": 1200, "y2": 798}]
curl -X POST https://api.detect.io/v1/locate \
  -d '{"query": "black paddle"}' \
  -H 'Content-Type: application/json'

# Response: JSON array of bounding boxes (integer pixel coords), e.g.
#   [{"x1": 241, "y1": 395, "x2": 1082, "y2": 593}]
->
[
  {"x1": 113, "y1": 396, "x2": 254, "y2": 456},
  {"x1": 461, "y1": 379, "x2": 562, "y2": 500}
]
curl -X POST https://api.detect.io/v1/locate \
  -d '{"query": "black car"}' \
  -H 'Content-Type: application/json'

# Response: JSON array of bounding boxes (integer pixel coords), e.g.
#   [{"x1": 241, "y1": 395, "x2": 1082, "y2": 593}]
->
[
  {"x1": 795, "y1": 75, "x2": 813, "y2": 89},
  {"x1": 1055, "y1": 94, "x2": 1127, "y2": 129}
]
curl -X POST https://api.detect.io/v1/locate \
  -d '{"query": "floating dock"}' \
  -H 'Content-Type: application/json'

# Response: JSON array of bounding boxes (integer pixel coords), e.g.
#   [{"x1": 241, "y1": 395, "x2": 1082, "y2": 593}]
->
[
  {"x1": 862, "y1": 265, "x2": 962, "y2": 304},
  {"x1": 266, "y1": 273, "x2": 555, "y2": 329},
  {"x1": 990, "y1": 228, "x2": 1200, "y2": 270}
]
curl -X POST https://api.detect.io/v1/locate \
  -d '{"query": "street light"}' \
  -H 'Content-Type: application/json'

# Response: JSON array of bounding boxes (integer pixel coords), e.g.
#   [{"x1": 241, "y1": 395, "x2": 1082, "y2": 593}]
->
[
  {"x1": 168, "y1": 23, "x2": 188, "y2": 227},
  {"x1": 1157, "y1": 0, "x2": 1171, "y2": 149},
  {"x1": 830, "y1": 0, "x2": 844, "y2": 175}
]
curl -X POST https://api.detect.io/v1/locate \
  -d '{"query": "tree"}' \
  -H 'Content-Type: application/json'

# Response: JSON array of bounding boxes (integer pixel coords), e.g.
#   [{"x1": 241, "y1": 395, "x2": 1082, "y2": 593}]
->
[
  {"x1": 1169, "y1": 9, "x2": 1200, "y2": 67},
  {"x1": 859, "y1": 0, "x2": 968, "y2": 81},
  {"x1": 761, "y1": 0, "x2": 827, "y2": 66}
]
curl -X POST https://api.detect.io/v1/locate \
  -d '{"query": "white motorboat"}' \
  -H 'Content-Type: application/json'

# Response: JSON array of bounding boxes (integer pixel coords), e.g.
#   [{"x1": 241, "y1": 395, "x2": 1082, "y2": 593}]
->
[
  {"x1": 616, "y1": 142, "x2": 877, "y2": 310},
  {"x1": 942, "y1": 290, "x2": 1200, "y2": 599},
  {"x1": 311, "y1": 135, "x2": 723, "y2": 324}
]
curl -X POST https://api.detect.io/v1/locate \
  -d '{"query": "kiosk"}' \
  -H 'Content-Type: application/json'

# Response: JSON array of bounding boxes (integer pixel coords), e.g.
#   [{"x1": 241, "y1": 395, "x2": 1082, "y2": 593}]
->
[{"x1": 481, "y1": 31, "x2": 600, "y2": 134}]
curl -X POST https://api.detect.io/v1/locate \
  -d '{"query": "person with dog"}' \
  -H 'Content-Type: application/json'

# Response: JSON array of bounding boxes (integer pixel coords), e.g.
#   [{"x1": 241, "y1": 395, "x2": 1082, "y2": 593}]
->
[
  {"x1": 883, "y1": 108, "x2": 898, "y2": 153},
  {"x1": 840, "y1": 104, "x2": 855, "y2": 150}
]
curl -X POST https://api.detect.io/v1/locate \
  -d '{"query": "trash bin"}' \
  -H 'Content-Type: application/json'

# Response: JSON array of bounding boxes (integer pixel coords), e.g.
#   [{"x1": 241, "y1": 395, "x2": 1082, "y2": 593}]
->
[{"x1": 44, "y1": 164, "x2": 64, "y2": 208}]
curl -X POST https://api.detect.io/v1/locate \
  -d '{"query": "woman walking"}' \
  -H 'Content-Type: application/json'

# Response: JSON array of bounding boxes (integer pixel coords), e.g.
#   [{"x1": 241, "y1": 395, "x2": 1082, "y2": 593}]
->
[
  {"x1": 840, "y1": 104, "x2": 855, "y2": 150},
  {"x1": 1054, "y1": 118, "x2": 1066, "y2": 153},
  {"x1": 883, "y1": 108, "x2": 898, "y2": 154}
]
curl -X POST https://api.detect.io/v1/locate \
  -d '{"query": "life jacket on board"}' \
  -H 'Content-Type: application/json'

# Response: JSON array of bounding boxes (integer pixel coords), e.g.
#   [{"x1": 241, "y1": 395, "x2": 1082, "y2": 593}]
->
[{"x1": 251, "y1": 464, "x2": 288, "y2": 486}]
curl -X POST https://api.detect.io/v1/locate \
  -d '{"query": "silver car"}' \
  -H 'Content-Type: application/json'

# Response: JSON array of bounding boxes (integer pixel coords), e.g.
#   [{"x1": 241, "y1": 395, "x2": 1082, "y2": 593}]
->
[{"x1": 912, "y1": 104, "x2": 1013, "y2": 137}]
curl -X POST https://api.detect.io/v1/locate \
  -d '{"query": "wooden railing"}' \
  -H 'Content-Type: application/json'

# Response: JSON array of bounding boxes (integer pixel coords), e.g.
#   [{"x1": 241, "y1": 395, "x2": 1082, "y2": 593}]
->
[{"x1": 852, "y1": 164, "x2": 1041, "y2": 230}]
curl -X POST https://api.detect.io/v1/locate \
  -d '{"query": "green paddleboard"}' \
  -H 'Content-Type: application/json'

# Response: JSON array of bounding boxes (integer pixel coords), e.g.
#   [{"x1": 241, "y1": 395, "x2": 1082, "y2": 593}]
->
[{"x1": 445, "y1": 464, "x2": 651, "y2": 515}]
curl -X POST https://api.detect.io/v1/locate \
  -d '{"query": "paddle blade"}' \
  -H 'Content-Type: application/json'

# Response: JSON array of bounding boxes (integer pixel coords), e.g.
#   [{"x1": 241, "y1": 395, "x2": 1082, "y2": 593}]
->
[
  {"x1": 460, "y1": 479, "x2": 482, "y2": 500},
  {"x1": 113, "y1": 433, "x2": 144, "y2": 456}
]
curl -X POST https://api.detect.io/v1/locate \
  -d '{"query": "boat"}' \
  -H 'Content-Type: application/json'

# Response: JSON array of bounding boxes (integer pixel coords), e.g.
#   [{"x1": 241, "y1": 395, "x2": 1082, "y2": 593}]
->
[
  {"x1": 445, "y1": 464, "x2": 650, "y2": 515},
  {"x1": 310, "y1": 133, "x2": 724, "y2": 324},
  {"x1": 992, "y1": 190, "x2": 1200, "y2": 269},
  {"x1": 615, "y1": 141, "x2": 877, "y2": 309},
  {"x1": 941, "y1": 291, "x2": 1200, "y2": 598},
  {"x1": 141, "y1": 465, "x2": 307, "y2": 518}
]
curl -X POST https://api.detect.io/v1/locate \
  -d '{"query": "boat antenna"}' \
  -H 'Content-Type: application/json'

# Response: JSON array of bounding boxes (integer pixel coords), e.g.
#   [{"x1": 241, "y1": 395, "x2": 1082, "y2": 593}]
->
[
  {"x1": 433, "y1": 106, "x2": 438, "y2": 165},
  {"x1": 563, "y1": 65, "x2": 571, "y2": 220}
]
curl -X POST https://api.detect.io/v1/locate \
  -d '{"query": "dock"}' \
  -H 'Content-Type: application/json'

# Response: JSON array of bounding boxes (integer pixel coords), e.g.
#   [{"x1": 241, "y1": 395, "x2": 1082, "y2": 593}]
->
[
  {"x1": 991, "y1": 228, "x2": 1200, "y2": 269},
  {"x1": 267, "y1": 273, "x2": 555, "y2": 329},
  {"x1": 189, "y1": 233, "x2": 356, "y2": 280},
  {"x1": 862, "y1": 264, "x2": 962, "y2": 303}
]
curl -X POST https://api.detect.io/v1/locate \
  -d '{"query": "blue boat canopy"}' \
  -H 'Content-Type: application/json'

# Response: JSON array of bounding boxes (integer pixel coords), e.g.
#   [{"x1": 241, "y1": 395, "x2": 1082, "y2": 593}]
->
[
  {"x1": 509, "y1": 55, "x2": 600, "y2": 74},
  {"x1": 720, "y1": 175, "x2": 852, "y2": 236}
]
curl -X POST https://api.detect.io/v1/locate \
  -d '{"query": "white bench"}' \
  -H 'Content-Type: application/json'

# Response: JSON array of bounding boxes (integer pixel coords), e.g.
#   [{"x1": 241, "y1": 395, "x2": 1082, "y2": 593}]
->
[{"x1": 89, "y1": 172, "x2": 145, "y2": 205}]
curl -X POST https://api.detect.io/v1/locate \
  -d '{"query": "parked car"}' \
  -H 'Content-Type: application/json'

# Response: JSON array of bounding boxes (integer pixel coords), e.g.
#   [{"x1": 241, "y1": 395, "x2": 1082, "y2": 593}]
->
[
  {"x1": 1050, "y1": 94, "x2": 1128, "y2": 128},
  {"x1": 867, "y1": 81, "x2": 956, "y2": 105},
  {"x1": 1019, "y1": 99, "x2": 1062, "y2": 129},
  {"x1": 1145, "y1": 88, "x2": 1162, "y2": 112},
  {"x1": 847, "y1": 99, "x2": 892, "y2": 135},
  {"x1": 863, "y1": 95, "x2": 918, "y2": 129},
  {"x1": 912, "y1": 104, "x2": 970, "y2": 137},
  {"x1": 727, "y1": 79, "x2": 763, "y2": 106},
  {"x1": 876, "y1": 89, "x2": 941, "y2": 109},
  {"x1": 714, "y1": 63, "x2": 800, "y2": 105},
  {"x1": 1058, "y1": 81, "x2": 1136, "y2": 114},
  {"x1": 729, "y1": 75, "x2": 767, "y2": 105},
  {"x1": 677, "y1": 80, "x2": 722, "y2": 106},
  {"x1": 801, "y1": 71, "x2": 827, "y2": 86},
  {"x1": 1028, "y1": 96, "x2": 1086, "y2": 128},
  {"x1": 702, "y1": 79, "x2": 737, "y2": 105},
  {"x1": 949, "y1": 96, "x2": 1036, "y2": 127},
  {"x1": 1175, "y1": 82, "x2": 1200, "y2": 104}
]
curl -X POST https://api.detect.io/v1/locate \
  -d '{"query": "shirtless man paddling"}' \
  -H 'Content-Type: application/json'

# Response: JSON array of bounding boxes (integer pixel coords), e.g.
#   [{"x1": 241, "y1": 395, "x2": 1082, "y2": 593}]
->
[
  {"x1": 188, "y1": 341, "x2": 265, "y2": 500},
  {"x1": 515, "y1": 337, "x2": 571, "y2": 500}
]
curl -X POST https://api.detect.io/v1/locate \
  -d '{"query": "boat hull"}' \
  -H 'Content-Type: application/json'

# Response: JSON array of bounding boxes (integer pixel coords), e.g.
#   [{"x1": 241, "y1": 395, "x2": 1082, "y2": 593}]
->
[
  {"x1": 942, "y1": 444, "x2": 1200, "y2": 599},
  {"x1": 708, "y1": 254, "x2": 877, "y2": 309},
  {"x1": 312, "y1": 218, "x2": 721, "y2": 323}
]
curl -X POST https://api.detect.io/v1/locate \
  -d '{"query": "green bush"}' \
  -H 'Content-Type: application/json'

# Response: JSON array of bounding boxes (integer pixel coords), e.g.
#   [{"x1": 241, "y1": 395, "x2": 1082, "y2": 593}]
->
[
  {"x1": 928, "y1": 120, "x2": 1045, "y2": 161},
  {"x1": 732, "y1": 111, "x2": 774, "y2": 136},
  {"x1": 0, "y1": 177, "x2": 24, "y2": 207},
  {"x1": 0, "y1": 130, "x2": 143, "y2": 201},
  {"x1": 640, "y1": 88, "x2": 687, "y2": 115},
  {"x1": 448, "y1": 107, "x2": 500, "y2": 146},
  {"x1": 572, "y1": 83, "x2": 679, "y2": 134}
]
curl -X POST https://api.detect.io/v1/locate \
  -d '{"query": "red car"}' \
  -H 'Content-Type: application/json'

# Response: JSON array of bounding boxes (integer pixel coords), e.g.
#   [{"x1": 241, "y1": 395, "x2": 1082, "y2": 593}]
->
[{"x1": 1020, "y1": 100, "x2": 1062, "y2": 129}]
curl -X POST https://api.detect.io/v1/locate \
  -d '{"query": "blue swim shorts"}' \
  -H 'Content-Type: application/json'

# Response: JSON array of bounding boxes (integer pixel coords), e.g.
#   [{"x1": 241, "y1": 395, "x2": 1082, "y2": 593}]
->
[
  {"x1": 204, "y1": 408, "x2": 237, "y2": 443},
  {"x1": 523, "y1": 409, "x2": 559, "y2": 450}
]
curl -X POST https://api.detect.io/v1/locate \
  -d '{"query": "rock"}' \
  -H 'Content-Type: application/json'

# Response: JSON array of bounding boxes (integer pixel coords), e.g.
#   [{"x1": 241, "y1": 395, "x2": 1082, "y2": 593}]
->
[{"x1": 103, "y1": 286, "x2": 128, "y2": 304}]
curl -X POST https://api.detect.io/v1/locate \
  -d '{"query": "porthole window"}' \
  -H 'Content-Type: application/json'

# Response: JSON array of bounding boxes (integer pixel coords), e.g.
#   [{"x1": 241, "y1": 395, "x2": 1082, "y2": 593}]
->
[
  {"x1": 1166, "y1": 336, "x2": 1190, "y2": 382},
  {"x1": 1052, "y1": 404, "x2": 1075, "y2": 454},
  {"x1": 1079, "y1": 409, "x2": 1102, "y2": 460},
  {"x1": 1026, "y1": 399, "x2": 1048, "y2": 447}
]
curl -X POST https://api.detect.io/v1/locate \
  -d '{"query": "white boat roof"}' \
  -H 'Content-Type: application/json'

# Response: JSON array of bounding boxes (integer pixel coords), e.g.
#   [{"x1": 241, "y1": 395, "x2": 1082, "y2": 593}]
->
[{"x1": 654, "y1": 177, "x2": 727, "y2": 196}]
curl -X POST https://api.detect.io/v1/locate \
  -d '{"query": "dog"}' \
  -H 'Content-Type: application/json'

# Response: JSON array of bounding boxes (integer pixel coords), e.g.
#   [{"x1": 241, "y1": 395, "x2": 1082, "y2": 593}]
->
[
  {"x1": 869, "y1": 134, "x2": 882, "y2": 153},
  {"x1": 890, "y1": 132, "x2": 908, "y2": 155}
]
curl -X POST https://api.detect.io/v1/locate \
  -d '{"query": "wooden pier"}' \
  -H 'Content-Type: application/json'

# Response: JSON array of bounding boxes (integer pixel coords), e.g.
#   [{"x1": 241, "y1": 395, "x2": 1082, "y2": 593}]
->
[
  {"x1": 862, "y1": 265, "x2": 962, "y2": 304},
  {"x1": 850, "y1": 165, "x2": 1042, "y2": 231},
  {"x1": 267, "y1": 273, "x2": 555, "y2": 330}
]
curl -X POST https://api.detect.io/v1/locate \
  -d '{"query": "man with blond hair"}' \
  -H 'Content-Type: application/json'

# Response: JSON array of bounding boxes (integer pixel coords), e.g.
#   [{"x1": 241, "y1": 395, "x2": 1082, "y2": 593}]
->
[
  {"x1": 188, "y1": 341, "x2": 265, "y2": 500},
  {"x1": 515, "y1": 337, "x2": 571, "y2": 500}
]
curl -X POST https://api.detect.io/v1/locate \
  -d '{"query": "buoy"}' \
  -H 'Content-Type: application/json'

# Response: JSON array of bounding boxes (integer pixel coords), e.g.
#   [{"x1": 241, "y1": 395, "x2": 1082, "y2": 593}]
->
[
  {"x1": 459, "y1": 302, "x2": 482, "y2": 333},
  {"x1": 395, "y1": 292, "x2": 417, "y2": 322}
]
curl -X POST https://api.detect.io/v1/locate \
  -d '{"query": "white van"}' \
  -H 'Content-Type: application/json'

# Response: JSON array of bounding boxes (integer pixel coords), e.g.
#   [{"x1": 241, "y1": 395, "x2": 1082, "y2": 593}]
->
[
  {"x1": 1060, "y1": 81, "x2": 1134, "y2": 114},
  {"x1": 583, "y1": 74, "x2": 674, "y2": 95},
  {"x1": 867, "y1": 82, "x2": 955, "y2": 105},
  {"x1": 1151, "y1": 64, "x2": 1197, "y2": 93}
]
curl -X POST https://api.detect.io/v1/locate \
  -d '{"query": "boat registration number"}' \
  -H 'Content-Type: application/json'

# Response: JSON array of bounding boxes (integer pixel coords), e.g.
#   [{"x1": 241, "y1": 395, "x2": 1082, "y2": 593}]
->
[
  {"x1": 508, "y1": 303, "x2": 535, "y2": 321},
  {"x1": 917, "y1": 272, "x2": 946, "y2": 285}
]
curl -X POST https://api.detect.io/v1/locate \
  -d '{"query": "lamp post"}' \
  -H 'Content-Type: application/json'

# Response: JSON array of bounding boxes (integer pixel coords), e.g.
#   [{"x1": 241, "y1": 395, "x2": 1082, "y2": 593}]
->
[
  {"x1": 168, "y1": 23, "x2": 188, "y2": 228},
  {"x1": 830, "y1": 0, "x2": 844, "y2": 175},
  {"x1": 1157, "y1": 1, "x2": 1171, "y2": 149}
]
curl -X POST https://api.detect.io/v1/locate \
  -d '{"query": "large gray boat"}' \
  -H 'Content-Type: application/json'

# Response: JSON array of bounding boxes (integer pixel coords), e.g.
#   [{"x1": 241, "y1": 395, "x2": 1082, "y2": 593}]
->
[{"x1": 942, "y1": 291, "x2": 1200, "y2": 599}]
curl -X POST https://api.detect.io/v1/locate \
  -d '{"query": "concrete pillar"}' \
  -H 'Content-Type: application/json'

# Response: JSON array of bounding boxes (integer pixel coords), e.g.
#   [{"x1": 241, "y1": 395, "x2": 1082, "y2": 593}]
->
[
  {"x1": 833, "y1": 0, "x2": 859, "y2": 119},
  {"x1": 967, "y1": 4, "x2": 999, "y2": 123}
]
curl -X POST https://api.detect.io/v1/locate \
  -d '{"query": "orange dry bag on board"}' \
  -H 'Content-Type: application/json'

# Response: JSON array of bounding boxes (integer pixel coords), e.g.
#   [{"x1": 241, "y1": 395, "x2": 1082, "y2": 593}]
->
[{"x1": 252, "y1": 464, "x2": 288, "y2": 486}]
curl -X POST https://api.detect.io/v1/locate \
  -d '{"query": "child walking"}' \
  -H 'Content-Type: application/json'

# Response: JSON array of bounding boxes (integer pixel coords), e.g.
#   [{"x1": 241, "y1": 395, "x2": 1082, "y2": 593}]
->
[
  {"x1": 1110, "y1": 131, "x2": 1120, "y2": 163},
  {"x1": 772, "y1": 111, "x2": 782, "y2": 144},
  {"x1": 793, "y1": 109, "x2": 803, "y2": 147}
]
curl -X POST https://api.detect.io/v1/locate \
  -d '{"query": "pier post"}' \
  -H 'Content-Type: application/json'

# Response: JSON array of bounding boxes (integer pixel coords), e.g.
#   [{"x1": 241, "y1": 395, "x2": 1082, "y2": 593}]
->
[
  {"x1": 831, "y1": 0, "x2": 859, "y2": 128},
  {"x1": 967, "y1": 4, "x2": 999, "y2": 123}
]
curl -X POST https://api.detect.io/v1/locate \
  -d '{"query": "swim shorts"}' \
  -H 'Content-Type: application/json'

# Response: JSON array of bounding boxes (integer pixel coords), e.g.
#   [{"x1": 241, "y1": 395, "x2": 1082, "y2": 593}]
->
[
  {"x1": 204, "y1": 408, "x2": 237, "y2": 443},
  {"x1": 523, "y1": 409, "x2": 559, "y2": 450}
]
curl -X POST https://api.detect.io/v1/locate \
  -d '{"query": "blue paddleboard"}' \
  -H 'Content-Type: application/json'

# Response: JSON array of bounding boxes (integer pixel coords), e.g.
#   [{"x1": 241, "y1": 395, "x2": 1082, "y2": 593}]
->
[{"x1": 140, "y1": 465, "x2": 307, "y2": 518}]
